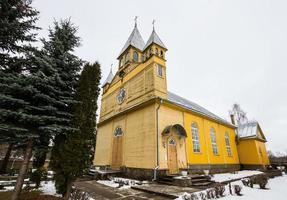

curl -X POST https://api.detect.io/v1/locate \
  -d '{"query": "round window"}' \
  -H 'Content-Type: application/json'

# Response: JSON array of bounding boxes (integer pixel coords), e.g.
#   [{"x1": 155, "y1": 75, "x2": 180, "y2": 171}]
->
[{"x1": 117, "y1": 88, "x2": 126, "y2": 104}]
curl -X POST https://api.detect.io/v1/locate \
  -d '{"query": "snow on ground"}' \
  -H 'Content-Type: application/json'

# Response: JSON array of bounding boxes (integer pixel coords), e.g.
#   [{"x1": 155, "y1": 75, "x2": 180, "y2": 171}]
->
[
  {"x1": 97, "y1": 177, "x2": 145, "y2": 190},
  {"x1": 176, "y1": 173, "x2": 287, "y2": 200},
  {"x1": 220, "y1": 174, "x2": 287, "y2": 200},
  {"x1": 211, "y1": 170, "x2": 263, "y2": 183},
  {"x1": 40, "y1": 181, "x2": 60, "y2": 196}
]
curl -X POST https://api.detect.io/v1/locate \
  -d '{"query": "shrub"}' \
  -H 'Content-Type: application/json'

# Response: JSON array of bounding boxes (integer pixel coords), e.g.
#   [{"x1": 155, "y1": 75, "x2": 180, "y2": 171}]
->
[
  {"x1": 206, "y1": 189, "x2": 215, "y2": 199},
  {"x1": 199, "y1": 192, "x2": 207, "y2": 200},
  {"x1": 249, "y1": 174, "x2": 269, "y2": 189},
  {"x1": 233, "y1": 185, "x2": 242, "y2": 196},
  {"x1": 214, "y1": 184, "x2": 225, "y2": 197}
]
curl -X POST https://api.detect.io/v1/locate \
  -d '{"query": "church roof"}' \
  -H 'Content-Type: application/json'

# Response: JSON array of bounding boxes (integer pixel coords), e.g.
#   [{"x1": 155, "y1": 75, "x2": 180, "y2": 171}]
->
[
  {"x1": 144, "y1": 29, "x2": 167, "y2": 50},
  {"x1": 236, "y1": 121, "x2": 266, "y2": 141},
  {"x1": 118, "y1": 25, "x2": 145, "y2": 58},
  {"x1": 167, "y1": 92, "x2": 234, "y2": 127},
  {"x1": 237, "y1": 121, "x2": 258, "y2": 138},
  {"x1": 102, "y1": 68, "x2": 114, "y2": 87}
]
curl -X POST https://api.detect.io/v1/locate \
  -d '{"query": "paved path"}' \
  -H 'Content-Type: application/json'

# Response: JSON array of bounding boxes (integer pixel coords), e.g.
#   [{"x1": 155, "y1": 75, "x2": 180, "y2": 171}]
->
[{"x1": 74, "y1": 180, "x2": 169, "y2": 200}]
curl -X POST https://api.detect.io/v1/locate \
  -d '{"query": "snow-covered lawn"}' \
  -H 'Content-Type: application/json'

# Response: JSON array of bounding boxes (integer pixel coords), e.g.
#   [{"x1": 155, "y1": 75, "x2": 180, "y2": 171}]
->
[
  {"x1": 177, "y1": 173, "x2": 287, "y2": 200},
  {"x1": 97, "y1": 177, "x2": 146, "y2": 190},
  {"x1": 211, "y1": 170, "x2": 263, "y2": 183},
  {"x1": 220, "y1": 174, "x2": 287, "y2": 200}
]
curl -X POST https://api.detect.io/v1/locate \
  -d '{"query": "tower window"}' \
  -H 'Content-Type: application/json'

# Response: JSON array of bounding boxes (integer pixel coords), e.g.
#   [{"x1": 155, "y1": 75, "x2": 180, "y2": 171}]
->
[
  {"x1": 191, "y1": 122, "x2": 200, "y2": 153},
  {"x1": 114, "y1": 127, "x2": 123, "y2": 137},
  {"x1": 160, "y1": 50, "x2": 164, "y2": 57},
  {"x1": 133, "y1": 51, "x2": 138, "y2": 62},
  {"x1": 225, "y1": 132, "x2": 232, "y2": 156},
  {"x1": 125, "y1": 52, "x2": 130, "y2": 63},
  {"x1": 155, "y1": 48, "x2": 159, "y2": 55},
  {"x1": 157, "y1": 64, "x2": 163, "y2": 77},
  {"x1": 210, "y1": 128, "x2": 218, "y2": 155}
]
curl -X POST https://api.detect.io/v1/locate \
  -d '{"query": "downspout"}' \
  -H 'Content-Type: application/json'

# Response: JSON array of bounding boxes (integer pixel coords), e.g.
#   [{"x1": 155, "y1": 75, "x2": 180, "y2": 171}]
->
[{"x1": 153, "y1": 98, "x2": 163, "y2": 181}]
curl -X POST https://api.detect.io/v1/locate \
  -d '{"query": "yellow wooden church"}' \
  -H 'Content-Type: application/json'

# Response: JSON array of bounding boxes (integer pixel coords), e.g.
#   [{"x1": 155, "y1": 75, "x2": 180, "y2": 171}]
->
[{"x1": 93, "y1": 22, "x2": 270, "y2": 178}]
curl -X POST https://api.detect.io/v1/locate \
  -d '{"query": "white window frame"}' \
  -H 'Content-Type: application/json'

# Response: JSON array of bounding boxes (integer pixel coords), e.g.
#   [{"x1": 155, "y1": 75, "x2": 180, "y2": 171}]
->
[
  {"x1": 225, "y1": 132, "x2": 232, "y2": 157},
  {"x1": 191, "y1": 122, "x2": 200, "y2": 153},
  {"x1": 210, "y1": 128, "x2": 218, "y2": 155}
]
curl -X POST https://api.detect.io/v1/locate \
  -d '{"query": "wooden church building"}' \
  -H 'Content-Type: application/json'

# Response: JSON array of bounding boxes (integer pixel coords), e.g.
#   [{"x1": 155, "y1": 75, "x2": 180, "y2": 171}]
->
[{"x1": 93, "y1": 22, "x2": 269, "y2": 179}]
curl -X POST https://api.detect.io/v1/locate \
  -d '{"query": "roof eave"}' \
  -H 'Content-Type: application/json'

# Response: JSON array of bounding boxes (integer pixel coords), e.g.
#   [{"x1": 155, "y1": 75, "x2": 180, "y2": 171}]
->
[{"x1": 164, "y1": 99, "x2": 236, "y2": 128}]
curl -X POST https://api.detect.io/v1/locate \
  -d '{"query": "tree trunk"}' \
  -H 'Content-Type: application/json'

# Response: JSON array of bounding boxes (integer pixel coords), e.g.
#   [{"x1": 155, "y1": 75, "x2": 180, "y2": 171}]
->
[
  {"x1": 0, "y1": 143, "x2": 13, "y2": 174},
  {"x1": 63, "y1": 181, "x2": 72, "y2": 200},
  {"x1": 11, "y1": 138, "x2": 33, "y2": 200}
]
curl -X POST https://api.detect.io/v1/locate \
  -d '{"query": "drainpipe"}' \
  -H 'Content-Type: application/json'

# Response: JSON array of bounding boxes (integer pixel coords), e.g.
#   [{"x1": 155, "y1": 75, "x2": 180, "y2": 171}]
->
[{"x1": 153, "y1": 98, "x2": 163, "y2": 181}]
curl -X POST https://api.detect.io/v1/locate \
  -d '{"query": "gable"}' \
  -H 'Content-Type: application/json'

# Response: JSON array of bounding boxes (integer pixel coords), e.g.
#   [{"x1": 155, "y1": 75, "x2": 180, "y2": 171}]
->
[{"x1": 256, "y1": 125, "x2": 267, "y2": 141}]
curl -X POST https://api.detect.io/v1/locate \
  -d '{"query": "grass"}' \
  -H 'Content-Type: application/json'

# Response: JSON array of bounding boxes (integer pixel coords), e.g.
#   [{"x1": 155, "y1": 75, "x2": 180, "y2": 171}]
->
[{"x1": 0, "y1": 190, "x2": 62, "y2": 200}]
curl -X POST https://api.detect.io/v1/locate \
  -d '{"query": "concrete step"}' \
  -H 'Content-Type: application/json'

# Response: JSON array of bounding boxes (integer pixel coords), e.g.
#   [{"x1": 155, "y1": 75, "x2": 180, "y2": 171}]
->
[
  {"x1": 191, "y1": 182, "x2": 213, "y2": 186},
  {"x1": 191, "y1": 178, "x2": 211, "y2": 183}
]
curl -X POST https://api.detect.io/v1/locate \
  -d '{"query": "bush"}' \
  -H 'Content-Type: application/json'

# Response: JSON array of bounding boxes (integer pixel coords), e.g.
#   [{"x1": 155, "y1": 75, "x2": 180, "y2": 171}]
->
[
  {"x1": 199, "y1": 192, "x2": 207, "y2": 200},
  {"x1": 233, "y1": 185, "x2": 242, "y2": 196},
  {"x1": 249, "y1": 174, "x2": 269, "y2": 189},
  {"x1": 30, "y1": 167, "x2": 48, "y2": 188},
  {"x1": 214, "y1": 184, "x2": 225, "y2": 197},
  {"x1": 70, "y1": 187, "x2": 90, "y2": 200},
  {"x1": 206, "y1": 189, "x2": 215, "y2": 199}
]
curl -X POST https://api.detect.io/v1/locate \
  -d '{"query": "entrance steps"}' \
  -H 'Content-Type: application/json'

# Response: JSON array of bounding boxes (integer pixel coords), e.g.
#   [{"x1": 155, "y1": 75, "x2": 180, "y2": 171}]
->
[{"x1": 157, "y1": 174, "x2": 214, "y2": 188}]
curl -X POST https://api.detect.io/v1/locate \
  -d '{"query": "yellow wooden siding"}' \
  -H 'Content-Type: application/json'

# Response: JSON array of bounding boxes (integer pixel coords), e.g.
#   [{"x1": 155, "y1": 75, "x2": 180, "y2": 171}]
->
[{"x1": 184, "y1": 112, "x2": 239, "y2": 165}]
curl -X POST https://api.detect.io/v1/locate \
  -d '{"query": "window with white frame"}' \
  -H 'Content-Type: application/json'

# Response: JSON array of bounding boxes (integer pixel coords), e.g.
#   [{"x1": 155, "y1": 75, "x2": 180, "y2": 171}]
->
[
  {"x1": 210, "y1": 128, "x2": 218, "y2": 155},
  {"x1": 157, "y1": 64, "x2": 163, "y2": 77},
  {"x1": 191, "y1": 122, "x2": 200, "y2": 153},
  {"x1": 225, "y1": 132, "x2": 232, "y2": 156}
]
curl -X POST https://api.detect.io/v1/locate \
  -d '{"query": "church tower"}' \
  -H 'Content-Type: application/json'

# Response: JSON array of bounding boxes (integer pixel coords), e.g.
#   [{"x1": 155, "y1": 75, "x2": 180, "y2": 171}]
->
[{"x1": 100, "y1": 21, "x2": 168, "y2": 123}]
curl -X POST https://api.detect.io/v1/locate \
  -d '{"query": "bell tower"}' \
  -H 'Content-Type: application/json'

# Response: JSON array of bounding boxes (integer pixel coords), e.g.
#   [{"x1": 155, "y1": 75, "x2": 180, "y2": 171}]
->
[{"x1": 99, "y1": 20, "x2": 168, "y2": 122}]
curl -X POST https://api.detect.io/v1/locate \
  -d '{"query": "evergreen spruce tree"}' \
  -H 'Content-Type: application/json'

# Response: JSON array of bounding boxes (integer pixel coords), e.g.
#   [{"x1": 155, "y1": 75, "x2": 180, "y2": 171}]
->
[
  {"x1": 0, "y1": 0, "x2": 39, "y2": 73},
  {"x1": 50, "y1": 62, "x2": 101, "y2": 198}
]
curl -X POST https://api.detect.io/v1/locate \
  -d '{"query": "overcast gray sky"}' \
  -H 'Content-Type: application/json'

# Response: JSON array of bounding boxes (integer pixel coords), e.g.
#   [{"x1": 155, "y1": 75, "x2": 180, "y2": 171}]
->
[{"x1": 32, "y1": 0, "x2": 287, "y2": 153}]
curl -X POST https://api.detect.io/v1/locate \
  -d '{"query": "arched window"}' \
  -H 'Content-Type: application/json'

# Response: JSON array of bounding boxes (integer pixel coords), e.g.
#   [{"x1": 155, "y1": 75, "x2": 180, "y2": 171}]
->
[
  {"x1": 160, "y1": 50, "x2": 164, "y2": 57},
  {"x1": 155, "y1": 48, "x2": 159, "y2": 55},
  {"x1": 191, "y1": 122, "x2": 200, "y2": 153},
  {"x1": 225, "y1": 132, "x2": 232, "y2": 156},
  {"x1": 133, "y1": 51, "x2": 138, "y2": 62},
  {"x1": 210, "y1": 128, "x2": 218, "y2": 155},
  {"x1": 125, "y1": 52, "x2": 130, "y2": 63}
]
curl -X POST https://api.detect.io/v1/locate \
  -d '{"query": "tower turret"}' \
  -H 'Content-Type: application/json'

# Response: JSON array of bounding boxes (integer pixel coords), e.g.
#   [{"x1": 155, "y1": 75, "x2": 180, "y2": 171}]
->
[{"x1": 117, "y1": 20, "x2": 145, "y2": 68}]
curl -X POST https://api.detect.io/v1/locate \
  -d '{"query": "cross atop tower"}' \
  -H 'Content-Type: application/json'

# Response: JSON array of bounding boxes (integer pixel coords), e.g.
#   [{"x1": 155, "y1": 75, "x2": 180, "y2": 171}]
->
[
  {"x1": 152, "y1": 19, "x2": 156, "y2": 31},
  {"x1": 134, "y1": 16, "x2": 138, "y2": 27}
]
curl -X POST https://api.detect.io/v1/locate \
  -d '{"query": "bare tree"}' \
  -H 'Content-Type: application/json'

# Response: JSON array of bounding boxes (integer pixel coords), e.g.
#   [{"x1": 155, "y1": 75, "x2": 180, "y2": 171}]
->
[{"x1": 230, "y1": 103, "x2": 248, "y2": 125}]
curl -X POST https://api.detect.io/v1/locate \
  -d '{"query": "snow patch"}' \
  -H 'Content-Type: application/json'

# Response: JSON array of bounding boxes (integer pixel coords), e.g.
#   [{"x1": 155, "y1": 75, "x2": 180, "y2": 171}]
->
[
  {"x1": 40, "y1": 181, "x2": 60, "y2": 197},
  {"x1": 211, "y1": 170, "x2": 263, "y2": 183}
]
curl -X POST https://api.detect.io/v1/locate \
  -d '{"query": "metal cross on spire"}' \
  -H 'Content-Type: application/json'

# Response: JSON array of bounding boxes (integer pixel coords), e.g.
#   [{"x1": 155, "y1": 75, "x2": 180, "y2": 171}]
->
[
  {"x1": 152, "y1": 19, "x2": 156, "y2": 31},
  {"x1": 110, "y1": 64, "x2": 113, "y2": 72},
  {"x1": 134, "y1": 16, "x2": 138, "y2": 27}
]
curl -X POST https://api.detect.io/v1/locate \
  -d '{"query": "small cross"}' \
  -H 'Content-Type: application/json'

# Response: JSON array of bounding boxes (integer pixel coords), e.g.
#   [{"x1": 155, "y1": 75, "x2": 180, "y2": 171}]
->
[
  {"x1": 134, "y1": 16, "x2": 138, "y2": 27},
  {"x1": 152, "y1": 19, "x2": 156, "y2": 30}
]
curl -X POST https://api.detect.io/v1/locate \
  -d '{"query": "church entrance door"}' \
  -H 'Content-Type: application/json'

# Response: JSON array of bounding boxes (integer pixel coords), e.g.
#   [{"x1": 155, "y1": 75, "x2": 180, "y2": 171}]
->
[
  {"x1": 111, "y1": 129, "x2": 123, "y2": 169},
  {"x1": 167, "y1": 138, "x2": 179, "y2": 174}
]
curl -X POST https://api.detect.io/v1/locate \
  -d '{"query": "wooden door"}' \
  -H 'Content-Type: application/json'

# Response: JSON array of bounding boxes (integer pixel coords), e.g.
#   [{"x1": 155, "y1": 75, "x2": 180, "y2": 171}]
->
[
  {"x1": 167, "y1": 138, "x2": 178, "y2": 174},
  {"x1": 111, "y1": 135, "x2": 123, "y2": 169}
]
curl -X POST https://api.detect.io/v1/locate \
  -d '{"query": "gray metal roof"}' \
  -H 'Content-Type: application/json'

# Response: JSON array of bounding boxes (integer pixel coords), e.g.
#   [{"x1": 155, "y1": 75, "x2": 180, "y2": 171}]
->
[
  {"x1": 144, "y1": 29, "x2": 167, "y2": 50},
  {"x1": 102, "y1": 69, "x2": 114, "y2": 87},
  {"x1": 167, "y1": 91, "x2": 233, "y2": 126},
  {"x1": 237, "y1": 121, "x2": 258, "y2": 139},
  {"x1": 118, "y1": 25, "x2": 145, "y2": 57}
]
